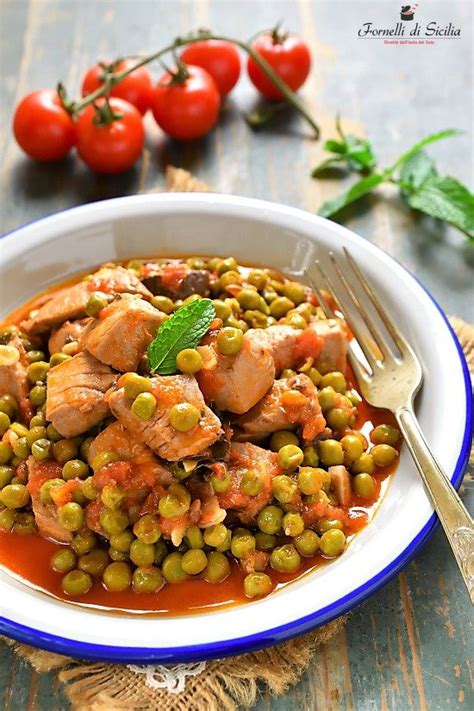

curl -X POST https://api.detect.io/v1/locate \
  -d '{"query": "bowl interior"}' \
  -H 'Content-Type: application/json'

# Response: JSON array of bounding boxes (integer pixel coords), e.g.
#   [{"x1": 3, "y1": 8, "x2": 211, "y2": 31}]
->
[{"x1": 0, "y1": 194, "x2": 470, "y2": 661}]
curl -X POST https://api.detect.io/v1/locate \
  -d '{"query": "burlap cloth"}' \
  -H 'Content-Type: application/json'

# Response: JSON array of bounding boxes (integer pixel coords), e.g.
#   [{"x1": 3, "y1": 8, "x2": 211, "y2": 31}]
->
[{"x1": 1, "y1": 167, "x2": 473, "y2": 710}]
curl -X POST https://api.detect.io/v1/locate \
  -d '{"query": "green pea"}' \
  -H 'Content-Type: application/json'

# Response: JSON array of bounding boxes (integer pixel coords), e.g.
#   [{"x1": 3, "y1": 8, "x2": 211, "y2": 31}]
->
[
  {"x1": 159, "y1": 484, "x2": 190, "y2": 518},
  {"x1": 174, "y1": 349, "x2": 203, "y2": 377},
  {"x1": 122, "y1": 372, "x2": 152, "y2": 400},
  {"x1": 78, "y1": 549, "x2": 110, "y2": 577},
  {"x1": 302, "y1": 446, "x2": 319, "y2": 468},
  {"x1": 278, "y1": 444, "x2": 304, "y2": 471},
  {"x1": 243, "y1": 309, "x2": 268, "y2": 329},
  {"x1": 351, "y1": 452, "x2": 375, "y2": 475},
  {"x1": 11, "y1": 436, "x2": 29, "y2": 460},
  {"x1": 131, "y1": 391, "x2": 157, "y2": 421},
  {"x1": 0, "y1": 508, "x2": 15, "y2": 531},
  {"x1": 52, "y1": 439, "x2": 78, "y2": 464},
  {"x1": 0, "y1": 483, "x2": 30, "y2": 509},
  {"x1": 162, "y1": 552, "x2": 188, "y2": 583},
  {"x1": 29, "y1": 384, "x2": 46, "y2": 406},
  {"x1": 294, "y1": 530, "x2": 320, "y2": 557},
  {"x1": 91, "y1": 450, "x2": 120, "y2": 473},
  {"x1": 244, "y1": 572, "x2": 273, "y2": 598},
  {"x1": 240, "y1": 469, "x2": 265, "y2": 496},
  {"x1": 154, "y1": 539, "x2": 168, "y2": 565},
  {"x1": 81, "y1": 477, "x2": 97, "y2": 501},
  {"x1": 0, "y1": 442, "x2": 12, "y2": 465},
  {"x1": 103, "y1": 561, "x2": 132, "y2": 592},
  {"x1": 62, "y1": 570, "x2": 93, "y2": 596},
  {"x1": 320, "y1": 529, "x2": 346, "y2": 557},
  {"x1": 39, "y1": 478, "x2": 63, "y2": 504},
  {"x1": 297, "y1": 467, "x2": 322, "y2": 495},
  {"x1": 318, "y1": 439, "x2": 344, "y2": 467},
  {"x1": 133, "y1": 514, "x2": 161, "y2": 544},
  {"x1": 271, "y1": 475, "x2": 297, "y2": 504},
  {"x1": 217, "y1": 257, "x2": 238, "y2": 275},
  {"x1": 182, "y1": 549, "x2": 208, "y2": 575},
  {"x1": 318, "y1": 386, "x2": 337, "y2": 412},
  {"x1": 218, "y1": 270, "x2": 242, "y2": 290},
  {"x1": 216, "y1": 327, "x2": 244, "y2": 356},
  {"x1": 110, "y1": 530, "x2": 134, "y2": 553},
  {"x1": 247, "y1": 269, "x2": 268, "y2": 289},
  {"x1": 100, "y1": 484, "x2": 125, "y2": 510},
  {"x1": 169, "y1": 403, "x2": 200, "y2": 432},
  {"x1": 225, "y1": 316, "x2": 248, "y2": 332},
  {"x1": 129, "y1": 539, "x2": 155, "y2": 567},
  {"x1": 27, "y1": 360, "x2": 50, "y2": 383},
  {"x1": 58, "y1": 502, "x2": 84, "y2": 532},
  {"x1": 371, "y1": 424, "x2": 400, "y2": 446},
  {"x1": 184, "y1": 525, "x2": 204, "y2": 549},
  {"x1": 25, "y1": 426, "x2": 47, "y2": 448},
  {"x1": 282, "y1": 512, "x2": 305, "y2": 537},
  {"x1": 46, "y1": 423, "x2": 62, "y2": 442},
  {"x1": 371, "y1": 444, "x2": 398, "y2": 467},
  {"x1": 282, "y1": 282, "x2": 306, "y2": 305},
  {"x1": 0, "y1": 465, "x2": 13, "y2": 488},
  {"x1": 340, "y1": 434, "x2": 364, "y2": 464},
  {"x1": 326, "y1": 408, "x2": 352, "y2": 431},
  {"x1": 269, "y1": 296, "x2": 294, "y2": 319},
  {"x1": 321, "y1": 371, "x2": 347, "y2": 393},
  {"x1": 0, "y1": 395, "x2": 18, "y2": 419},
  {"x1": 237, "y1": 288, "x2": 263, "y2": 311},
  {"x1": 79, "y1": 437, "x2": 93, "y2": 461},
  {"x1": 210, "y1": 469, "x2": 232, "y2": 493},
  {"x1": 270, "y1": 544, "x2": 301, "y2": 573},
  {"x1": 231, "y1": 532, "x2": 255, "y2": 559},
  {"x1": 30, "y1": 438, "x2": 51, "y2": 461},
  {"x1": 202, "y1": 524, "x2": 227, "y2": 548},
  {"x1": 213, "y1": 299, "x2": 232, "y2": 321},
  {"x1": 255, "y1": 532, "x2": 277, "y2": 551},
  {"x1": 29, "y1": 412, "x2": 46, "y2": 428},
  {"x1": 50, "y1": 353, "x2": 72, "y2": 368},
  {"x1": 0, "y1": 412, "x2": 10, "y2": 436},
  {"x1": 26, "y1": 349, "x2": 45, "y2": 363},
  {"x1": 285, "y1": 313, "x2": 307, "y2": 330},
  {"x1": 269, "y1": 430, "x2": 299, "y2": 452},
  {"x1": 62, "y1": 459, "x2": 89, "y2": 481},
  {"x1": 71, "y1": 531, "x2": 97, "y2": 555},
  {"x1": 85, "y1": 292, "x2": 109, "y2": 317},
  {"x1": 51, "y1": 548, "x2": 77, "y2": 573},
  {"x1": 132, "y1": 566, "x2": 164, "y2": 593},
  {"x1": 9, "y1": 423, "x2": 28, "y2": 438},
  {"x1": 151, "y1": 295, "x2": 174, "y2": 314},
  {"x1": 257, "y1": 506, "x2": 283, "y2": 535},
  {"x1": 100, "y1": 508, "x2": 129, "y2": 534},
  {"x1": 203, "y1": 551, "x2": 230, "y2": 583},
  {"x1": 317, "y1": 518, "x2": 343, "y2": 534},
  {"x1": 353, "y1": 473, "x2": 376, "y2": 499}
]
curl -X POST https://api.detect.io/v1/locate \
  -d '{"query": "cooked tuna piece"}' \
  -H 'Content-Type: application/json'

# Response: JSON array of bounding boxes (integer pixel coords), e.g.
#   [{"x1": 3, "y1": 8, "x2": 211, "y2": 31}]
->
[
  {"x1": 88, "y1": 421, "x2": 173, "y2": 489},
  {"x1": 142, "y1": 262, "x2": 211, "y2": 300},
  {"x1": 237, "y1": 373, "x2": 326, "y2": 441},
  {"x1": 0, "y1": 335, "x2": 32, "y2": 422},
  {"x1": 22, "y1": 266, "x2": 152, "y2": 334},
  {"x1": 328, "y1": 465, "x2": 352, "y2": 507},
  {"x1": 26, "y1": 458, "x2": 73, "y2": 543},
  {"x1": 80, "y1": 295, "x2": 166, "y2": 372},
  {"x1": 197, "y1": 331, "x2": 275, "y2": 414},
  {"x1": 302, "y1": 498, "x2": 350, "y2": 531},
  {"x1": 109, "y1": 373, "x2": 223, "y2": 461},
  {"x1": 241, "y1": 550, "x2": 270, "y2": 574},
  {"x1": 215, "y1": 442, "x2": 281, "y2": 520},
  {"x1": 48, "y1": 319, "x2": 90, "y2": 354},
  {"x1": 46, "y1": 351, "x2": 116, "y2": 437},
  {"x1": 248, "y1": 318, "x2": 347, "y2": 375}
]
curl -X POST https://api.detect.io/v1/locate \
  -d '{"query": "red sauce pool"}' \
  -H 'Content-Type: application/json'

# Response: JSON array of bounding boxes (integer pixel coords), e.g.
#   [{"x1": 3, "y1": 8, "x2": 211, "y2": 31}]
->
[{"x1": 0, "y1": 265, "x2": 399, "y2": 616}]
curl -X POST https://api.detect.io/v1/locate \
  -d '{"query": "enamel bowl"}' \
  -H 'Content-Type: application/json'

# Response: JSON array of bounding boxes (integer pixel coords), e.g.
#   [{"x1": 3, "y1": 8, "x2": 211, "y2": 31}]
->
[{"x1": 0, "y1": 194, "x2": 471, "y2": 662}]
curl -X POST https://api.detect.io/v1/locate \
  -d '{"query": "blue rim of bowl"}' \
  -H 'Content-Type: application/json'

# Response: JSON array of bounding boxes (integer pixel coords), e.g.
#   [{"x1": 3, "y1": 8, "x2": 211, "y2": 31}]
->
[{"x1": 0, "y1": 198, "x2": 472, "y2": 663}]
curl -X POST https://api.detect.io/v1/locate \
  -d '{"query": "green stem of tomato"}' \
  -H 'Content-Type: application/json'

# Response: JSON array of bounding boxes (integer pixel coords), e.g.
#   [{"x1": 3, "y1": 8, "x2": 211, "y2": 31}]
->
[{"x1": 72, "y1": 31, "x2": 320, "y2": 138}]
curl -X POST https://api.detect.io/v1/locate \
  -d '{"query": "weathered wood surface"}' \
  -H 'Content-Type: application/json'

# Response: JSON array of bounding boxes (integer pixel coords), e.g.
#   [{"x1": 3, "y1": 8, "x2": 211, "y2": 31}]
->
[{"x1": 0, "y1": 1, "x2": 472, "y2": 709}]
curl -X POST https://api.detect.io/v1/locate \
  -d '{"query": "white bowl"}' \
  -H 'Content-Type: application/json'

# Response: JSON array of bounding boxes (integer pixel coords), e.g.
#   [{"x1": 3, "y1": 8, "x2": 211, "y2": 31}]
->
[{"x1": 0, "y1": 194, "x2": 471, "y2": 662}]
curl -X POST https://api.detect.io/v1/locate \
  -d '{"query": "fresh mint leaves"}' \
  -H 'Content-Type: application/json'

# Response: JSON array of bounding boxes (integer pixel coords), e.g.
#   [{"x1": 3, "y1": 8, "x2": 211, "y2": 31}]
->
[
  {"x1": 147, "y1": 298, "x2": 216, "y2": 375},
  {"x1": 313, "y1": 125, "x2": 473, "y2": 240}
]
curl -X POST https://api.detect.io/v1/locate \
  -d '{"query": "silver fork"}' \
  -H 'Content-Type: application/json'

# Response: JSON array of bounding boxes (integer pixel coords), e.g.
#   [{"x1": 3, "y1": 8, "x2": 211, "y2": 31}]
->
[{"x1": 306, "y1": 247, "x2": 474, "y2": 603}]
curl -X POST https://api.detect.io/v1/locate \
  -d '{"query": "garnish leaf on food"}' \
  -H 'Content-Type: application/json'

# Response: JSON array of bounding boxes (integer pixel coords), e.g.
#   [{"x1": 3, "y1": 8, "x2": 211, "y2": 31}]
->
[
  {"x1": 313, "y1": 124, "x2": 473, "y2": 239},
  {"x1": 147, "y1": 298, "x2": 216, "y2": 375}
]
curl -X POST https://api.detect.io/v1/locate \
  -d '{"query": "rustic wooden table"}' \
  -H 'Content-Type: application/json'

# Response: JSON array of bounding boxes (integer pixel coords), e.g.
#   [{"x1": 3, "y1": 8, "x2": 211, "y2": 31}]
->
[{"x1": 1, "y1": 1, "x2": 473, "y2": 709}]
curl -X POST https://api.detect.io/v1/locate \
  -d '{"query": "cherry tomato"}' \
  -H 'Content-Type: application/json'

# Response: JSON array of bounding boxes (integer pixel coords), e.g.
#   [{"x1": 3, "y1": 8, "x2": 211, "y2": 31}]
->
[
  {"x1": 247, "y1": 32, "x2": 311, "y2": 100},
  {"x1": 151, "y1": 65, "x2": 221, "y2": 141},
  {"x1": 13, "y1": 89, "x2": 76, "y2": 162},
  {"x1": 81, "y1": 59, "x2": 154, "y2": 115},
  {"x1": 180, "y1": 40, "x2": 241, "y2": 96},
  {"x1": 76, "y1": 98, "x2": 145, "y2": 174}
]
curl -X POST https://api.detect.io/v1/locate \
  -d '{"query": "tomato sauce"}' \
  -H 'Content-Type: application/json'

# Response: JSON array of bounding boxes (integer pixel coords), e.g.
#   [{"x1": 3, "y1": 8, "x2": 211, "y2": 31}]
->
[{"x1": 0, "y1": 261, "x2": 400, "y2": 616}]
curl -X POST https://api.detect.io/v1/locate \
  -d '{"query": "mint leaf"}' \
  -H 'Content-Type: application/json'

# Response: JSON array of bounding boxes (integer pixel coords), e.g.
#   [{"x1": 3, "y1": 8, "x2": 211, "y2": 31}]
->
[
  {"x1": 147, "y1": 298, "x2": 216, "y2": 375},
  {"x1": 319, "y1": 173, "x2": 385, "y2": 218},
  {"x1": 390, "y1": 129, "x2": 461, "y2": 172},
  {"x1": 311, "y1": 156, "x2": 344, "y2": 177},
  {"x1": 324, "y1": 139, "x2": 346, "y2": 154},
  {"x1": 406, "y1": 175, "x2": 474, "y2": 238},
  {"x1": 399, "y1": 150, "x2": 437, "y2": 193},
  {"x1": 344, "y1": 135, "x2": 376, "y2": 172}
]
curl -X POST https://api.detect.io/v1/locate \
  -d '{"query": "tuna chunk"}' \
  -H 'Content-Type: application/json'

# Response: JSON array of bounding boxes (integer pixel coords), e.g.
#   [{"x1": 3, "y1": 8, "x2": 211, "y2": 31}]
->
[
  {"x1": 329, "y1": 465, "x2": 352, "y2": 507},
  {"x1": 0, "y1": 335, "x2": 32, "y2": 422},
  {"x1": 46, "y1": 351, "x2": 116, "y2": 437},
  {"x1": 22, "y1": 266, "x2": 152, "y2": 334},
  {"x1": 237, "y1": 373, "x2": 326, "y2": 441},
  {"x1": 215, "y1": 442, "x2": 281, "y2": 521},
  {"x1": 80, "y1": 295, "x2": 166, "y2": 372},
  {"x1": 197, "y1": 331, "x2": 275, "y2": 414},
  {"x1": 308, "y1": 320, "x2": 347, "y2": 374},
  {"x1": 48, "y1": 319, "x2": 90, "y2": 354},
  {"x1": 142, "y1": 262, "x2": 211, "y2": 300},
  {"x1": 108, "y1": 373, "x2": 223, "y2": 461},
  {"x1": 26, "y1": 458, "x2": 72, "y2": 543},
  {"x1": 249, "y1": 325, "x2": 301, "y2": 374}
]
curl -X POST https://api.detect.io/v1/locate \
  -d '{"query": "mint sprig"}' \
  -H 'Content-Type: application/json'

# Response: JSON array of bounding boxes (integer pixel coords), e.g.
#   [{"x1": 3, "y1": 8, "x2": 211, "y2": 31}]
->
[
  {"x1": 147, "y1": 298, "x2": 216, "y2": 375},
  {"x1": 313, "y1": 125, "x2": 473, "y2": 240}
]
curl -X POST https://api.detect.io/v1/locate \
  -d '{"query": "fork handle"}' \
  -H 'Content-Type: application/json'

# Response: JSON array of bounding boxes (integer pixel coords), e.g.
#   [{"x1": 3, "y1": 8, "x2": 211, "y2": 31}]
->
[{"x1": 396, "y1": 406, "x2": 474, "y2": 603}]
